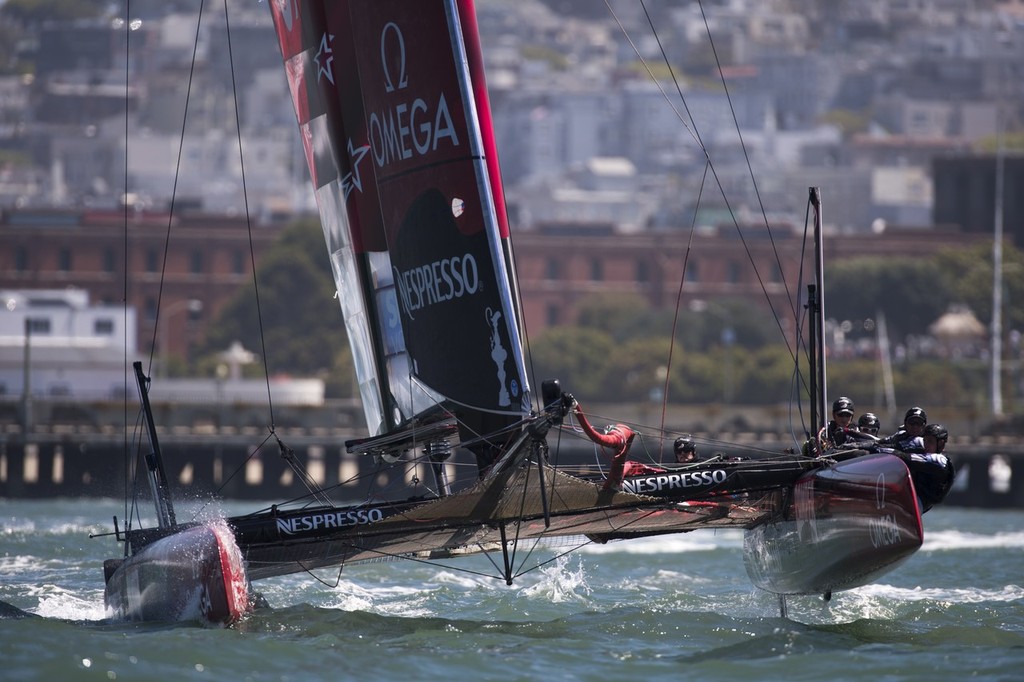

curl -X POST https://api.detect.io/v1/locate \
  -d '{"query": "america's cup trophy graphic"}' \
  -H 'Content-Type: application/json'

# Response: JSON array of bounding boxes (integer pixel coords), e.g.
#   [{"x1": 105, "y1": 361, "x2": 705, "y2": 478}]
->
[{"x1": 486, "y1": 307, "x2": 511, "y2": 407}]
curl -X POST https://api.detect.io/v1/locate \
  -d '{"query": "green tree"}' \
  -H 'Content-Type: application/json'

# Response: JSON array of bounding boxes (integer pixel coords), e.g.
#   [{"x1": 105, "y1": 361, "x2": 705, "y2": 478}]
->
[
  {"x1": 527, "y1": 327, "x2": 615, "y2": 402},
  {"x1": 826, "y1": 357, "x2": 891, "y2": 413},
  {"x1": 198, "y1": 220, "x2": 346, "y2": 378},
  {"x1": 603, "y1": 335, "x2": 674, "y2": 402},
  {"x1": 738, "y1": 345, "x2": 802, "y2": 405},
  {"x1": 575, "y1": 292, "x2": 674, "y2": 342},
  {"x1": 686, "y1": 299, "x2": 781, "y2": 351},
  {"x1": 895, "y1": 360, "x2": 986, "y2": 412},
  {"x1": 933, "y1": 242, "x2": 1024, "y2": 335},
  {"x1": 824, "y1": 257, "x2": 952, "y2": 341}
]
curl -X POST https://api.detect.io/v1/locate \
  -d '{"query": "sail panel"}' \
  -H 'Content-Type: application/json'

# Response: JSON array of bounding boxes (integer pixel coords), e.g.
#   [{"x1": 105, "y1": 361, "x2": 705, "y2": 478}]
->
[{"x1": 270, "y1": 0, "x2": 530, "y2": 437}]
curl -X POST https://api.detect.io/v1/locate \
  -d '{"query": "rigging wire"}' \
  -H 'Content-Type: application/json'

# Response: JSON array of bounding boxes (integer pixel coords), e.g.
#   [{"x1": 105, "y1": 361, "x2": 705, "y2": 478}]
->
[
  {"x1": 603, "y1": 0, "x2": 818, "y2": 453},
  {"x1": 121, "y1": 0, "x2": 132, "y2": 535},
  {"x1": 609, "y1": 0, "x2": 804, "y2": 364},
  {"x1": 697, "y1": 0, "x2": 800, "y2": 325},
  {"x1": 146, "y1": 0, "x2": 206, "y2": 378},
  {"x1": 222, "y1": 0, "x2": 278, "y2": 432},
  {"x1": 659, "y1": 161, "x2": 710, "y2": 458}
]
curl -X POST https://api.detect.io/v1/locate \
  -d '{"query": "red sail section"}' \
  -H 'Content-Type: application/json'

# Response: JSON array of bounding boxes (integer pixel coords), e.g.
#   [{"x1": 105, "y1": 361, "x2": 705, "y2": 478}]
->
[
  {"x1": 269, "y1": 0, "x2": 529, "y2": 429},
  {"x1": 457, "y1": 0, "x2": 510, "y2": 240}
]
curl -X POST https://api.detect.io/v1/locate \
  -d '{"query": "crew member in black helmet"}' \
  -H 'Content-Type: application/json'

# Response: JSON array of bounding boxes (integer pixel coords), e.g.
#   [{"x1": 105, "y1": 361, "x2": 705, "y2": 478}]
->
[
  {"x1": 818, "y1": 396, "x2": 857, "y2": 450},
  {"x1": 674, "y1": 436, "x2": 699, "y2": 463},
  {"x1": 891, "y1": 421, "x2": 955, "y2": 512},
  {"x1": 923, "y1": 422, "x2": 949, "y2": 454},
  {"x1": 881, "y1": 407, "x2": 927, "y2": 452},
  {"x1": 857, "y1": 412, "x2": 881, "y2": 436}
]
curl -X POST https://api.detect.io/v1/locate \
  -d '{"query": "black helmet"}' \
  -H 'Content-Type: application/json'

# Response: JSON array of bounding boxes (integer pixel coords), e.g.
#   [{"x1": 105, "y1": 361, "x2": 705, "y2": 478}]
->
[
  {"x1": 924, "y1": 423, "x2": 948, "y2": 441},
  {"x1": 858, "y1": 412, "x2": 880, "y2": 432},
  {"x1": 904, "y1": 407, "x2": 927, "y2": 424},
  {"x1": 832, "y1": 397, "x2": 854, "y2": 416},
  {"x1": 674, "y1": 436, "x2": 696, "y2": 453}
]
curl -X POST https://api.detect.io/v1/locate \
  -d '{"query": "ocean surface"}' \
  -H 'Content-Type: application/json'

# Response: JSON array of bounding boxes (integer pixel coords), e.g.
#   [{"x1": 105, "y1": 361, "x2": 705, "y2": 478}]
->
[{"x1": 1, "y1": 499, "x2": 1022, "y2": 681}]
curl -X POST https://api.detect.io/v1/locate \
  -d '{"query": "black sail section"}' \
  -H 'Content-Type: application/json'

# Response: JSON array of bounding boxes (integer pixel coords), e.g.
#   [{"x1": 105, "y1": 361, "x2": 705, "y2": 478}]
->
[{"x1": 392, "y1": 190, "x2": 521, "y2": 413}]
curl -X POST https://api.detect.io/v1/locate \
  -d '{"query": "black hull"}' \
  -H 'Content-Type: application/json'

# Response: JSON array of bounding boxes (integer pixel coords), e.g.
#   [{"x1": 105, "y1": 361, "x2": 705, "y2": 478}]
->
[
  {"x1": 104, "y1": 521, "x2": 249, "y2": 625},
  {"x1": 743, "y1": 453, "x2": 923, "y2": 595}
]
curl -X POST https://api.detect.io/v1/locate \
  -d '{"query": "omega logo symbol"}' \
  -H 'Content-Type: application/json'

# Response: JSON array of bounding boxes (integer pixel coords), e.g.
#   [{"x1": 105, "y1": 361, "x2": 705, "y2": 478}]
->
[
  {"x1": 876, "y1": 472, "x2": 886, "y2": 510},
  {"x1": 367, "y1": 18, "x2": 460, "y2": 169},
  {"x1": 380, "y1": 22, "x2": 408, "y2": 93}
]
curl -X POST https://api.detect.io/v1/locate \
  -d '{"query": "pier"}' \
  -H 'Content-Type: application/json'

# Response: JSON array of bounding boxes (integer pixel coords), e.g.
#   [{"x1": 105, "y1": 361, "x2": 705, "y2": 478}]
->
[{"x1": 1, "y1": 398, "x2": 1021, "y2": 507}]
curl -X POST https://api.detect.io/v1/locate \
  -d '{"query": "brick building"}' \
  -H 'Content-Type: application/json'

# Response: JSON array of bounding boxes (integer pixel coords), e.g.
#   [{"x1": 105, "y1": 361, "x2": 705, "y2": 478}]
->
[
  {"x1": 1, "y1": 208, "x2": 988, "y2": 370},
  {"x1": 0, "y1": 209, "x2": 280, "y2": 363},
  {"x1": 510, "y1": 221, "x2": 985, "y2": 334}
]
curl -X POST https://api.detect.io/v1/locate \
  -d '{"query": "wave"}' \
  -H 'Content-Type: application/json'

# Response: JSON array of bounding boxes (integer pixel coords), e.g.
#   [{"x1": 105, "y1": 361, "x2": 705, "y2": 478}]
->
[
  {"x1": 853, "y1": 582, "x2": 1024, "y2": 604},
  {"x1": 579, "y1": 530, "x2": 744, "y2": 555},
  {"x1": 923, "y1": 529, "x2": 1024, "y2": 551},
  {"x1": 28, "y1": 587, "x2": 106, "y2": 622}
]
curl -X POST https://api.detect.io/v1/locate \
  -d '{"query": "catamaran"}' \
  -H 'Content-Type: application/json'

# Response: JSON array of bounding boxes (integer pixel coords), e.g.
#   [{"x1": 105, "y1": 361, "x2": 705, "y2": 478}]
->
[{"x1": 101, "y1": 0, "x2": 953, "y2": 625}]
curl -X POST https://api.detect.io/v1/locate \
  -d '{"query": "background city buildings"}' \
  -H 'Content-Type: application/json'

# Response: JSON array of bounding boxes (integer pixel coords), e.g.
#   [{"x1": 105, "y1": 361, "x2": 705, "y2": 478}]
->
[{"x1": 0, "y1": 0, "x2": 1021, "y2": 394}]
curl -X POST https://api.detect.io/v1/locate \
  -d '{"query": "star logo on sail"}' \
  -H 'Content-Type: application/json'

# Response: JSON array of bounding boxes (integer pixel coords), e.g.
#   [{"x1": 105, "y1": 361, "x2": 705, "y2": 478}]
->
[
  {"x1": 342, "y1": 139, "x2": 370, "y2": 199},
  {"x1": 314, "y1": 32, "x2": 335, "y2": 85}
]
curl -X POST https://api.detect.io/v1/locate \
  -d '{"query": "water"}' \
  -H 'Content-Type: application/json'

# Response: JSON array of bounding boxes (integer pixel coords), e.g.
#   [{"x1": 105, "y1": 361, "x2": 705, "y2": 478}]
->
[{"x1": 2, "y1": 500, "x2": 1022, "y2": 681}]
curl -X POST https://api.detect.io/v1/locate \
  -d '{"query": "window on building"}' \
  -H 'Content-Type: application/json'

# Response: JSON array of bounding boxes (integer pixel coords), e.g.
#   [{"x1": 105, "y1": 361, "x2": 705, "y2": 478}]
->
[
  {"x1": 190, "y1": 250, "x2": 204, "y2": 274},
  {"x1": 545, "y1": 257, "x2": 560, "y2": 280},
  {"x1": 233, "y1": 250, "x2": 246, "y2": 275},
  {"x1": 94, "y1": 318, "x2": 115, "y2": 335},
  {"x1": 145, "y1": 298, "x2": 157, "y2": 322},
  {"x1": 684, "y1": 261, "x2": 699, "y2": 282},
  {"x1": 635, "y1": 259, "x2": 649, "y2": 283},
  {"x1": 546, "y1": 304, "x2": 560, "y2": 327},
  {"x1": 145, "y1": 249, "x2": 159, "y2": 273},
  {"x1": 15, "y1": 246, "x2": 28, "y2": 272},
  {"x1": 26, "y1": 318, "x2": 51, "y2": 334},
  {"x1": 58, "y1": 247, "x2": 72, "y2": 272},
  {"x1": 726, "y1": 261, "x2": 740, "y2": 284},
  {"x1": 103, "y1": 248, "x2": 116, "y2": 273},
  {"x1": 590, "y1": 258, "x2": 603, "y2": 281}
]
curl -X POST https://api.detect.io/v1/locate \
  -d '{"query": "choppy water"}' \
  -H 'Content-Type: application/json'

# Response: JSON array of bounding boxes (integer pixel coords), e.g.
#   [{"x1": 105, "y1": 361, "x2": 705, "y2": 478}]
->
[{"x1": 1, "y1": 499, "x2": 1022, "y2": 681}]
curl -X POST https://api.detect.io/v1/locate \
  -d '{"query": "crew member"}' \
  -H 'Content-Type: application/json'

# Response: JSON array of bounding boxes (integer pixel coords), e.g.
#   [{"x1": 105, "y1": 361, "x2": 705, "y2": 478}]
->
[
  {"x1": 923, "y1": 422, "x2": 948, "y2": 454},
  {"x1": 881, "y1": 407, "x2": 927, "y2": 453},
  {"x1": 857, "y1": 412, "x2": 880, "y2": 436},
  {"x1": 893, "y1": 421, "x2": 955, "y2": 512},
  {"x1": 674, "y1": 436, "x2": 700, "y2": 464},
  {"x1": 818, "y1": 396, "x2": 857, "y2": 450}
]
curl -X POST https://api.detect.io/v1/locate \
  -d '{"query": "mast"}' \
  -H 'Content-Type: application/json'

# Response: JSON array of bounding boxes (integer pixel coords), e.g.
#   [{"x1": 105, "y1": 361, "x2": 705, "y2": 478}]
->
[
  {"x1": 806, "y1": 283, "x2": 820, "y2": 439},
  {"x1": 133, "y1": 361, "x2": 176, "y2": 530},
  {"x1": 809, "y1": 187, "x2": 826, "y2": 431}
]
